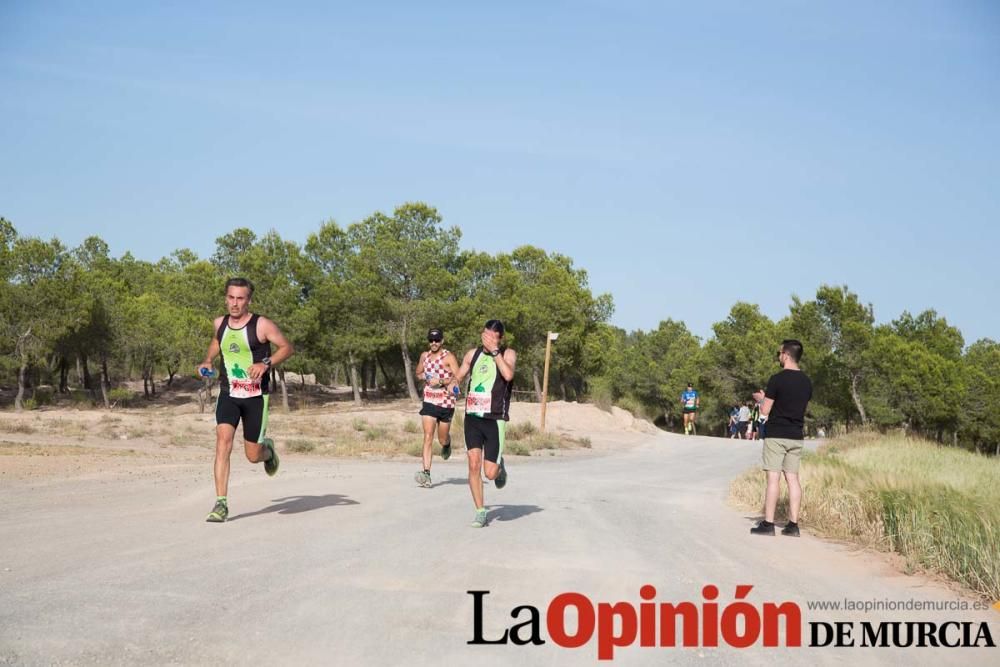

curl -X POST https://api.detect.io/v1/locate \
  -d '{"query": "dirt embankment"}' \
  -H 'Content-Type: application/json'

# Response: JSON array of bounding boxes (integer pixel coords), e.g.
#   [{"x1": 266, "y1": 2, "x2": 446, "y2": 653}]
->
[{"x1": 1, "y1": 398, "x2": 658, "y2": 482}]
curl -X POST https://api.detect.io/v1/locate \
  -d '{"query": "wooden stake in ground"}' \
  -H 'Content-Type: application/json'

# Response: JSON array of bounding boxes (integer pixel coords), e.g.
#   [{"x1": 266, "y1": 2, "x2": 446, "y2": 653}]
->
[{"x1": 540, "y1": 332, "x2": 559, "y2": 432}]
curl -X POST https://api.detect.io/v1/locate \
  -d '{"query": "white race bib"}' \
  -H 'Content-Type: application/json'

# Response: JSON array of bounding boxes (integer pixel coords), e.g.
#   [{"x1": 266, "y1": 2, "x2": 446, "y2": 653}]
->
[
  {"x1": 229, "y1": 378, "x2": 263, "y2": 399},
  {"x1": 466, "y1": 390, "x2": 492, "y2": 414}
]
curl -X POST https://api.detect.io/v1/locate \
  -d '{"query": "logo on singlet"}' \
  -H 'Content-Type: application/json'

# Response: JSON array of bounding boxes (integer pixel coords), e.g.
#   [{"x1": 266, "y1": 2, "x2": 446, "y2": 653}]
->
[{"x1": 229, "y1": 343, "x2": 240, "y2": 353}]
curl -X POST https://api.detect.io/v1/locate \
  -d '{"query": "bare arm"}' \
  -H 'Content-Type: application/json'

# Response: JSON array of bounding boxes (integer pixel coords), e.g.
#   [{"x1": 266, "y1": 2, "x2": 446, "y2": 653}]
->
[
  {"x1": 253, "y1": 317, "x2": 294, "y2": 380},
  {"x1": 415, "y1": 351, "x2": 429, "y2": 379},
  {"x1": 453, "y1": 348, "x2": 476, "y2": 385},
  {"x1": 444, "y1": 352, "x2": 461, "y2": 391},
  {"x1": 494, "y1": 348, "x2": 516, "y2": 382},
  {"x1": 760, "y1": 397, "x2": 775, "y2": 418},
  {"x1": 196, "y1": 317, "x2": 225, "y2": 374}
]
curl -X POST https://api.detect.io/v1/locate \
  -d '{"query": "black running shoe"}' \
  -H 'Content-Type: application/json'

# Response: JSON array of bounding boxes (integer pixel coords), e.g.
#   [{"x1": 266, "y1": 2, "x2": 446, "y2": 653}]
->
[
  {"x1": 781, "y1": 522, "x2": 800, "y2": 537},
  {"x1": 750, "y1": 520, "x2": 775, "y2": 536},
  {"x1": 206, "y1": 500, "x2": 228, "y2": 523},
  {"x1": 441, "y1": 436, "x2": 452, "y2": 461},
  {"x1": 262, "y1": 438, "x2": 279, "y2": 477},
  {"x1": 494, "y1": 459, "x2": 507, "y2": 489}
]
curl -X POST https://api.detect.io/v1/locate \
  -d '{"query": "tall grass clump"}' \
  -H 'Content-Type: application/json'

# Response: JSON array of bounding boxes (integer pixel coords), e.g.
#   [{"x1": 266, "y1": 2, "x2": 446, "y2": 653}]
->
[{"x1": 729, "y1": 431, "x2": 1000, "y2": 600}]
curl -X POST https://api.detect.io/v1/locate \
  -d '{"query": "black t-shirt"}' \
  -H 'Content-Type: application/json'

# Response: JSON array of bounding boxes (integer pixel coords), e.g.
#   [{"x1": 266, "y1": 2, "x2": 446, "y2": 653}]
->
[{"x1": 764, "y1": 369, "x2": 812, "y2": 440}]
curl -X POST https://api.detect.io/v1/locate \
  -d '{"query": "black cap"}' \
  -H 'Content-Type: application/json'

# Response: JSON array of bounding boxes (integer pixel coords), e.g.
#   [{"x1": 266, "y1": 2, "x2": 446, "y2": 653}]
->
[{"x1": 427, "y1": 328, "x2": 443, "y2": 342}]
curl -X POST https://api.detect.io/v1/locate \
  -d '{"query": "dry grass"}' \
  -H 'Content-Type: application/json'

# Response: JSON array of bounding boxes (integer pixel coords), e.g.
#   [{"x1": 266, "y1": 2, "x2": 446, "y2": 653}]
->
[
  {"x1": 0, "y1": 441, "x2": 139, "y2": 457},
  {"x1": 286, "y1": 438, "x2": 318, "y2": 453},
  {"x1": 6, "y1": 422, "x2": 36, "y2": 434},
  {"x1": 504, "y1": 421, "x2": 592, "y2": 456},
  {"x1": 730, "y1": 431, "x2": 1000, "y2": 600}
]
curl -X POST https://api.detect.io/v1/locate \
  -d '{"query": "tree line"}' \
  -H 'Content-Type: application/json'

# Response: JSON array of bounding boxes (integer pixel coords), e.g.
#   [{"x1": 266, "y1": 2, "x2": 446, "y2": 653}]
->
[{"x1": 1, "y1": 204, "x2": 997, "y2": 454}]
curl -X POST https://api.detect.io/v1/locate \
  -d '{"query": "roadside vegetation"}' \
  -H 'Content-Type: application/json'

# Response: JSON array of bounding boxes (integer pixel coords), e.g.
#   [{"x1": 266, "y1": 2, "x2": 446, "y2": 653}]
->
[
  {"x1": 2, "y1": 207, "x2": 997, "y2": 454},
  {"x1": 730, "y1": 431, "x2": 1000, "y2": 600}
]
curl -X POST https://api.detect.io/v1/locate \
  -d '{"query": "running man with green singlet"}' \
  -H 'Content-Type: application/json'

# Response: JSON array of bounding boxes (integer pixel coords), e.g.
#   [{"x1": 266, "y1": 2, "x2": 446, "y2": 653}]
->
[
  {"x1": 681, "y1": 383, "x2": 700, "y2": 435},
  {"x1": 196, "y1": 278, "x2": 294, "y2": 523},
  {"x1": 413, "y1": 328, "x2": 460, "y2": 487},
  {"x1": 454, "y1": 320, "x2": 517, "y2": 528}
]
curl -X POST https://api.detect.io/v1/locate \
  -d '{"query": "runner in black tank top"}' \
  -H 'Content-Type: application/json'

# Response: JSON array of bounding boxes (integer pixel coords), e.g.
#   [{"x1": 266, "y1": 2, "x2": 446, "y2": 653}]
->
[
  {"x1": 454, "y1": 320, "x2": 518, "y2": 528},
  {"x1": 196, "y1": 278, "x2": 295, "y2": 523}
]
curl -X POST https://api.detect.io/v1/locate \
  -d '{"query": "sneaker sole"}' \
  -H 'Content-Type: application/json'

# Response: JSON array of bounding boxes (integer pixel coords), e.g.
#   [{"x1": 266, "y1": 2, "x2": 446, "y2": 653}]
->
[{"x1": 206, "y1": 514, "x2": 226, "y2": 523}]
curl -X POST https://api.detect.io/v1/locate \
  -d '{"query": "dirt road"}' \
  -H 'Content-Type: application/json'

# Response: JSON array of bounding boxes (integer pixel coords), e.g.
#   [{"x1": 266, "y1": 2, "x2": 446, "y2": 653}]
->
[{"x1": 1, "y1": 426, "x2": 996, "y2": 665}]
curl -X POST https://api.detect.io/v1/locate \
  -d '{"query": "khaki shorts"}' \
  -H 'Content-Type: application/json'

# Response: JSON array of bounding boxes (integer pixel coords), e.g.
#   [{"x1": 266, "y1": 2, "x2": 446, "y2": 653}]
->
[{"x1": 762, "y1": 437, "x2": 804, "y2": 473}]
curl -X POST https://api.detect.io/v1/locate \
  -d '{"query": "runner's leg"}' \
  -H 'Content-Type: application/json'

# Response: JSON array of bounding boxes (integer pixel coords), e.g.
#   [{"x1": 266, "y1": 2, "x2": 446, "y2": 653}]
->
[
  {"x1": 421, "y1": 414, "x2": 437, "y2": 471},
  {"x1": 436, "y1": 419, "x2": 451, "y2": 448},
  {"x1": 468, "y1": 447, "x2": 484, "y2": 509},
  {"x1": 241, "y1": 396, "x2": 271, "y2": 463},
  {"x1": 214, "y1": 424, "x2": 236, "y2": 497}
]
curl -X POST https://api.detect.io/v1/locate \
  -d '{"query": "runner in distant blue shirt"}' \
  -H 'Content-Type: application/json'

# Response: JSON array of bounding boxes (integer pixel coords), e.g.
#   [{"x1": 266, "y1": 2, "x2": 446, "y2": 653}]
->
[{"x1": 681, "y1": 383, "x2": 700, "y2": 435}]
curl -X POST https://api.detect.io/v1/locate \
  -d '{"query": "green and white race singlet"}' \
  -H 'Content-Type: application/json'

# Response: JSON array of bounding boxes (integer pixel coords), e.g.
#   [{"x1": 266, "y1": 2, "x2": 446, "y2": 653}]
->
[
  {"x1": 465, "y1": 347, "x2": 512, "y2": 420},
  {"x1": 217, "y1": 314, "x2": 270, "y2": 398}
]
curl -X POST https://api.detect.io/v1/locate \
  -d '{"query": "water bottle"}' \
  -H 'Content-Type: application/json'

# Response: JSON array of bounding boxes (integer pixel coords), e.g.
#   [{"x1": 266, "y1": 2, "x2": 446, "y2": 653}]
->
[{"x1": 200, "y1": 367, "x2": 215, "y2": 378}]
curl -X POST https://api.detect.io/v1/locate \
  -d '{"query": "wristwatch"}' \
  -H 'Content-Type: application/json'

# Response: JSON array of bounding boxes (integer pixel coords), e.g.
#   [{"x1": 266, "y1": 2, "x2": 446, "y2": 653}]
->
[{"x1": 262, "y1": 357, "x2": 272, "y2": 368}]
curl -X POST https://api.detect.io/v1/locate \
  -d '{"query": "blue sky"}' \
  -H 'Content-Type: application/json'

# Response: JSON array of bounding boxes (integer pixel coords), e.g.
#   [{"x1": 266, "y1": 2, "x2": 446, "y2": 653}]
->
[{"x1": 2, "y1": 1, "x2": 998, "y2": 343}]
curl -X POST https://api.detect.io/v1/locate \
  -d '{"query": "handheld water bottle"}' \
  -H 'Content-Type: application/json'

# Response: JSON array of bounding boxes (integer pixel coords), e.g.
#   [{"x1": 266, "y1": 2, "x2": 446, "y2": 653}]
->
[{"x1": 200, "y1": 367, "x2": 215, "y2": 378}]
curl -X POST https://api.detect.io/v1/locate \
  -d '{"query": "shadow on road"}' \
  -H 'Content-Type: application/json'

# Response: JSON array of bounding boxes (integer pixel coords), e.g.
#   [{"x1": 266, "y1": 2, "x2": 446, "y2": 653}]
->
[
  {"x1": 487, "y1": 504, "x2": 544, "y2": 523},
  {"x1": 229, "y1": 494, "x2": 360, "y2": 521},
  {"x1": 430, "y1": 477, "x2": 469, "y2": 488}
]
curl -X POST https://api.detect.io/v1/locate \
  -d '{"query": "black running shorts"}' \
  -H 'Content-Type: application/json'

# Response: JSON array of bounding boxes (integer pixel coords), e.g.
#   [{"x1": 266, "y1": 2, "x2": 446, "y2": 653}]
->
[
  {"x1": 419, "y1": 402, "x2": 455, "y2": 423},
  {"x1": 216, "y1": 393, "x2": 270, "y2": 443},
  {"x1": 464, "y1": 414, "x2": 506, "y2": 463}
]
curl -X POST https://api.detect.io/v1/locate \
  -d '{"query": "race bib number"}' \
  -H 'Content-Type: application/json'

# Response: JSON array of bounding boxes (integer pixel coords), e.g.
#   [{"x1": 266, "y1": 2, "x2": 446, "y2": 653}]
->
[
  {"x1": 424, "y1": 386, "x2": 446, "y2": 403},
  {"x1": 229, "y1": 378, "x2": 262, "y2": 399},
  {"x1": 466, "y1": 391, "x2": 492, "y2": 414}
]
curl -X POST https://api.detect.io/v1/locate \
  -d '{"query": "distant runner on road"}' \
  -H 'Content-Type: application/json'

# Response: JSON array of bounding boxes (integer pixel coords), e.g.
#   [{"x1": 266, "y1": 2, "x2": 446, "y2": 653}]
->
[
  {"x1": 413, "y1": 328, "x2": 460, "y2": 488},
  {"x1": 196, "y1": 278, "x2": 294, "y2": 523},
  {"x1": 681, "y1": 383, "x2": 700, "y2": 435},
  {"x1": 454, "y1": 320, "x2": 517, "y2": 528}
]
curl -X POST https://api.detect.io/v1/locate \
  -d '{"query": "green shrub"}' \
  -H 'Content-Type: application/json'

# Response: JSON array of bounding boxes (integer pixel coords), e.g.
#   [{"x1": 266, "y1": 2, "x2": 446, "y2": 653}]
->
[
  {"x1": 365, "y1": 426, "x2": 388, "y2": 441},
  {"x1": 352, "y1": 417, "x2": 368, "y2": 431},
  {"x1": 402, "y1": 420, "x2": 420, "y2": 434},
  {"x1": 33, "y1": 387, "x2": 53, "y2": 406},
  {"x1": 108, "y1": 388, "x2": 134, "y2": 407},
  {"x1": 70, "y1": 390, "x2": 94, "y2": 407}
]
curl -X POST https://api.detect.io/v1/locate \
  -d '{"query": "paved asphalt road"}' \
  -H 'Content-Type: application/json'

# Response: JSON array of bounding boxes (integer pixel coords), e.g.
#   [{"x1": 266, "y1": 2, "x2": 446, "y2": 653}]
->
[{"x1": 2, "y1": 431, "x2": 997, "y2": 665}]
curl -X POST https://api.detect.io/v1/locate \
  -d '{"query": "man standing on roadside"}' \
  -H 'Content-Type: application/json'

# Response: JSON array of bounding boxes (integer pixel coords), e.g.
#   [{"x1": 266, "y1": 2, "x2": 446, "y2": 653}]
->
[
  {"x1": 751, "y1": 339, "x2": 812, "y2": 537},
  {"x1": 197, "y1": 278, "x2": 294, "y2": 523},
  {"x1": 454, "y1": 320, "x2": 517, "y2": 528}
]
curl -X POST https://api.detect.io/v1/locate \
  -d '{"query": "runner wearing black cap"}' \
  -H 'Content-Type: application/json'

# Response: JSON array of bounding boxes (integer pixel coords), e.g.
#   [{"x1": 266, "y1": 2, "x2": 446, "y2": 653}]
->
[{"x1": 413, "y1": 328, "x2": 460, "y2": 487}]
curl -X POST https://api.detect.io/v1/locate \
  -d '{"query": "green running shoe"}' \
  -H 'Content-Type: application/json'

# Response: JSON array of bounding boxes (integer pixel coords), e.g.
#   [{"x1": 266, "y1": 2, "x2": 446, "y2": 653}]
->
[
  {"x1": 441, "y1": 436, "x2": 452, "y2": 461},
  {"x1": 206, "y1": 500, "x2": 228, "y2": 523},
  {"x1": 494, "y1": 459, "x2": 507, "y2": 489},
  {"x1": 414, "y1": 470, "x2": 432, "y2": 488},
  {"x1": 262, "y1": 438, "x2": 279, "y2": 477},
  {"x1": 470, "y1": 508, "x2": 488, "y2": 528}
]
